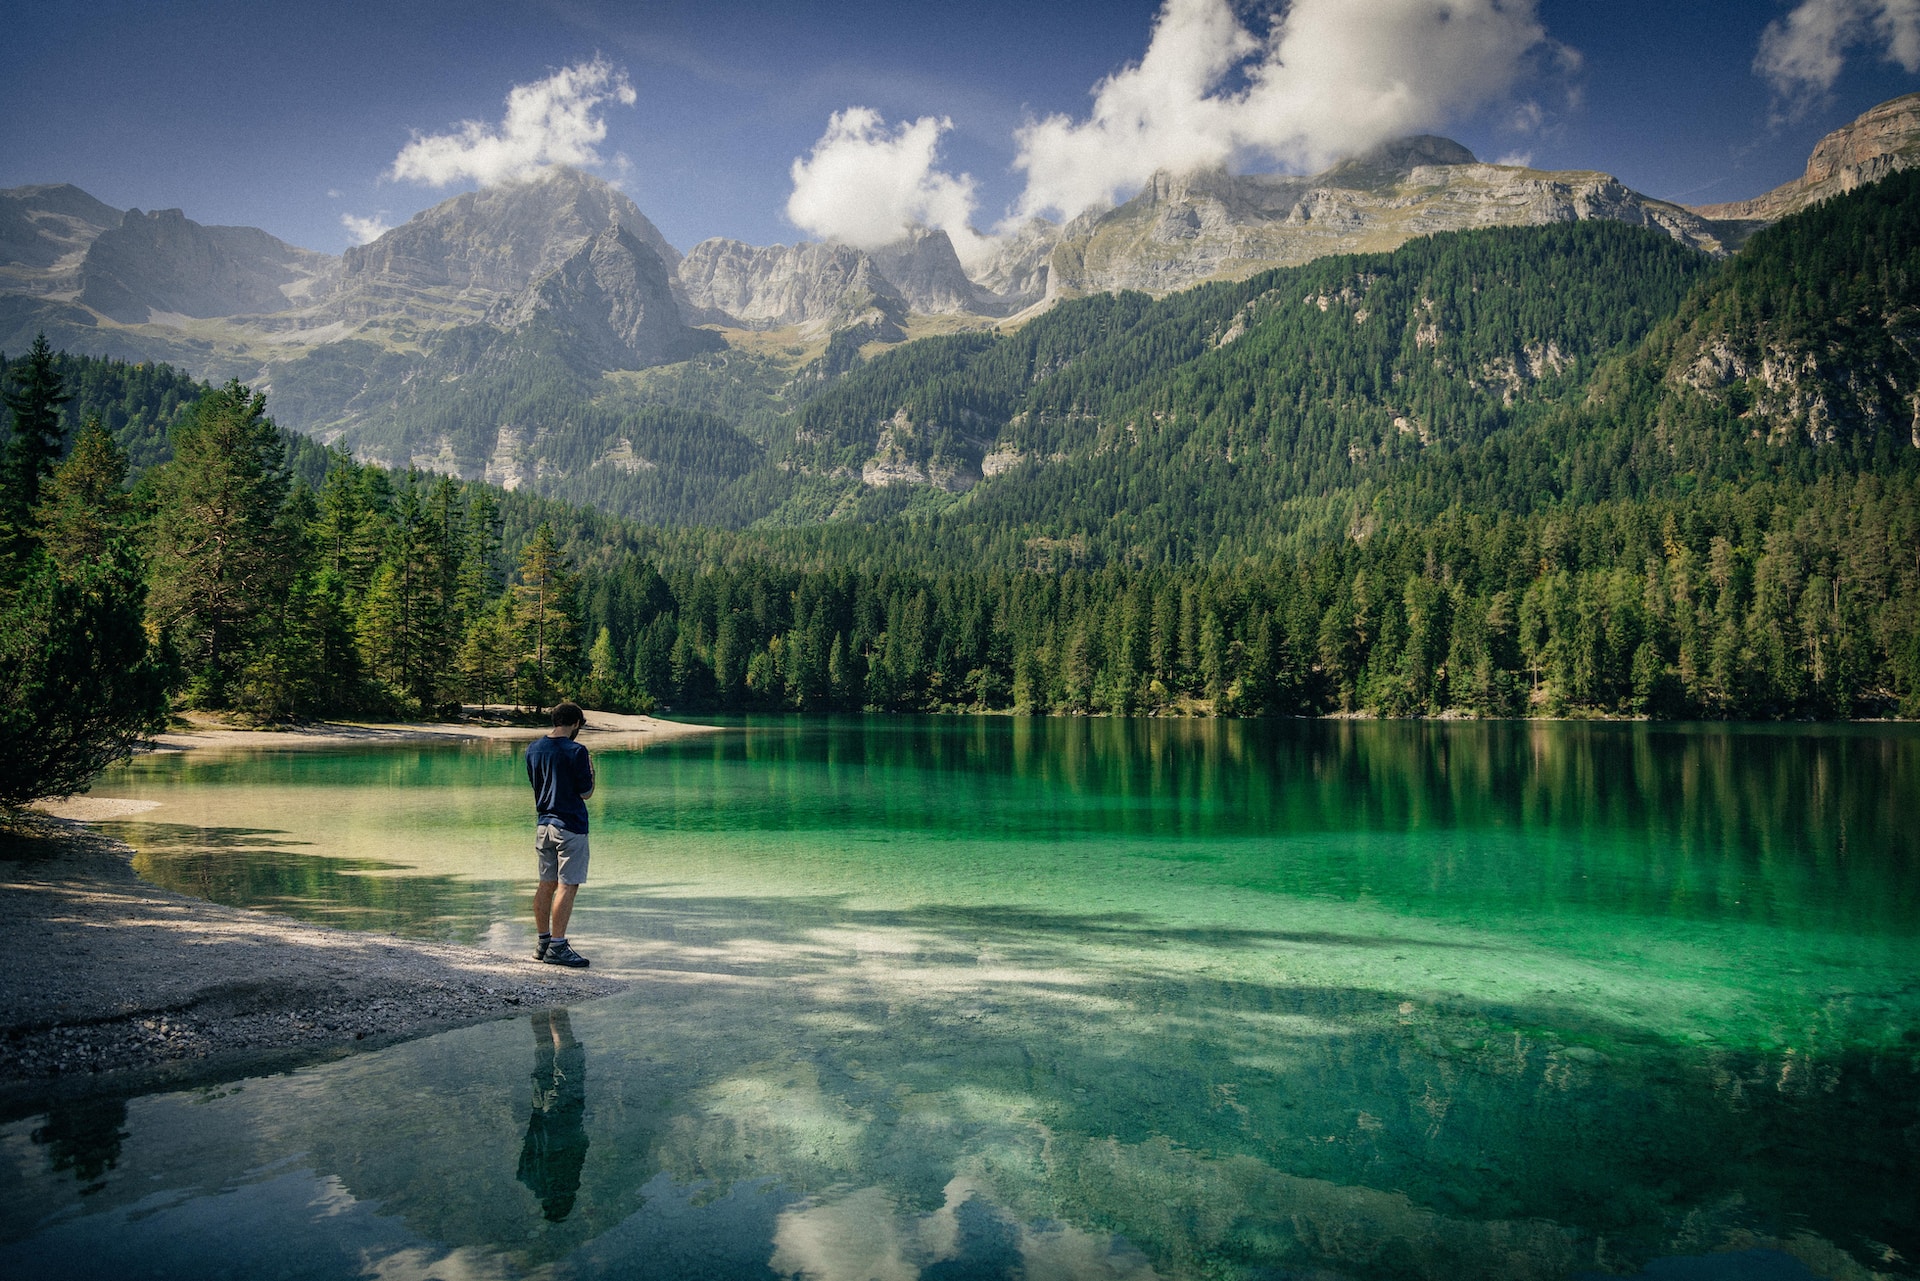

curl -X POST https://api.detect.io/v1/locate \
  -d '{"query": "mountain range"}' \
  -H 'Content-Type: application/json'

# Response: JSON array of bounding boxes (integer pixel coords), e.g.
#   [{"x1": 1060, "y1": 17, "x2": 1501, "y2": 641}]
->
[{"x1": 4, "y1": 93, "x2": 1920, "y2": 519}]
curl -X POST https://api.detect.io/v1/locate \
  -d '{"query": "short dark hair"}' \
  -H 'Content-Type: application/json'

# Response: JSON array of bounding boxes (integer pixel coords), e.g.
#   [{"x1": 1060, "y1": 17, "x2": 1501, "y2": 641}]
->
[{"x1": 550, "y1": 702, "x2": 585, "y2": 727}]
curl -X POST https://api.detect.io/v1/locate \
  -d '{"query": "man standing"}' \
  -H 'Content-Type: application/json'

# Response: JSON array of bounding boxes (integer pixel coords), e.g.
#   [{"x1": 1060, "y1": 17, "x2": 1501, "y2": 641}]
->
[{"x1": 527, "y1": 702, "x2": 595, "y2": 967}]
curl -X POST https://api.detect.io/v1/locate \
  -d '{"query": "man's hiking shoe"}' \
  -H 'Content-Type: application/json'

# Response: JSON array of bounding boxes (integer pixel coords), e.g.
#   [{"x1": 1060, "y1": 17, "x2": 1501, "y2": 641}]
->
[
  {"x1": 534, "y1": 937, "x2": 550, "y2": 961},
  {"x1": 543, "y1": 941, "x2": 589, "y2": 968}
]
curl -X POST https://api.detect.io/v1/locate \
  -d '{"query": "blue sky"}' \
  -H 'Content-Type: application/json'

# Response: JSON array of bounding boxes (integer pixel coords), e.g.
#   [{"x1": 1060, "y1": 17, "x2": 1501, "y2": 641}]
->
[{"x1": 6, "y1": 0, "x2": 1920, "y2": 256}]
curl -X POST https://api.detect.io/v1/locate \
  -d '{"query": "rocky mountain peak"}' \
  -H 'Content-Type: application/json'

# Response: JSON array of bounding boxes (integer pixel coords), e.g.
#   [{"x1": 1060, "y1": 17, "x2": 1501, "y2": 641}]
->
[
  {"x1": 335, "y1": 167, "x2": 680, "y2": 319},
  {"x1": 1321, "y1": 135, "x2": 1479, "y2": 189},
  {"x1": 868, "y1": 228, "x2": 981, "y2": 315}
]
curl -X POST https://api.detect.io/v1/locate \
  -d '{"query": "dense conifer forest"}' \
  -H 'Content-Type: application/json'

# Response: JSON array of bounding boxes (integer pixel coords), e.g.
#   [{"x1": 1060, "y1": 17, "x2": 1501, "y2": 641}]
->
[{"x1": 4, "y1": 173, "x2": 1919, "y2": 753}]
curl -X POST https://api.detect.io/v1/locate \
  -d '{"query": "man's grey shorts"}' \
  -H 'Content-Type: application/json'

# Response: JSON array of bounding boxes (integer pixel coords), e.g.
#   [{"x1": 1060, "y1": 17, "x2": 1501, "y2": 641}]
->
[{"x1": 535, "y1": 823, "x2": 590, "y2": 885}]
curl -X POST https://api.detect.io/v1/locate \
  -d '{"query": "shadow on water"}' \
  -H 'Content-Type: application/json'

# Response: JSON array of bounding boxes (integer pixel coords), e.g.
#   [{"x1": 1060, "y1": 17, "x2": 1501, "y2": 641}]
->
[{"x1": 104, "y1": 821, "x2": 525, "y2": 941}]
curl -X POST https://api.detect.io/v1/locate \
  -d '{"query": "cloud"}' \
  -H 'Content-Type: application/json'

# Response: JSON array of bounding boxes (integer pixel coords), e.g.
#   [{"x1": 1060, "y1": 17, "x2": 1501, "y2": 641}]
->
[
  {"x1": 1011, "y1": 0, "x2": 1564, "y2": 221},
  {"x1": 389, "y1": 58, "x2": 637, "y2": 187},
  {"x1": 786, "y1": 108, "x2": 990, "y2": 264},
  {"x1": 340, "y1": 213, "x2": 392, "y2": 245},
  {"x1": 1756, "y1": 0, "x2": 1920, "y2": 104}
]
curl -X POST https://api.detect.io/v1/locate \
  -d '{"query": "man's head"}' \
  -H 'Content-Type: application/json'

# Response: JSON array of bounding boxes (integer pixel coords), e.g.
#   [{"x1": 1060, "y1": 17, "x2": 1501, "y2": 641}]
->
[{"x1": 550, "y1": 703, "x2": 585, "y2": 738}]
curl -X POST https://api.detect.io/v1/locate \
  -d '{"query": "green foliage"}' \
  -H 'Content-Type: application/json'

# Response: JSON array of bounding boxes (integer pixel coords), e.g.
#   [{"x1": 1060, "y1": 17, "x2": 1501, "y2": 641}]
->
[
  {"x1": 0, "y1": 544, "x2": 174, "y2": 808},
  {"x1": 147, "y1": 382, "x2": 298, "y2": 710},
  {"x1": 1, "y1": 334, "x2": 70, "y2": 528},
  {"x1": 14, "y1": 174, "x2": 1920, "y2": 731},
  {"x1": 0, "y1": 353, "x2": 171, "y2": 810}
]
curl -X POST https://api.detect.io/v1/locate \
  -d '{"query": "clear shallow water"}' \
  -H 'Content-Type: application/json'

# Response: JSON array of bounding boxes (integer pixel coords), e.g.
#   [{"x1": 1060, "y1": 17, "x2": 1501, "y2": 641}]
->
[{"x1": 3, "y1": 717, "x2": 1916, "y2": 1280}]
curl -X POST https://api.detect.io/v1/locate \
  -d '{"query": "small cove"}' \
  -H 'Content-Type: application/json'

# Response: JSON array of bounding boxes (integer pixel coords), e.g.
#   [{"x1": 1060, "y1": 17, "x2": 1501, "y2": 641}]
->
[{"x1": 3, "y1": 716, "x2": 1916, "y2": 1280}]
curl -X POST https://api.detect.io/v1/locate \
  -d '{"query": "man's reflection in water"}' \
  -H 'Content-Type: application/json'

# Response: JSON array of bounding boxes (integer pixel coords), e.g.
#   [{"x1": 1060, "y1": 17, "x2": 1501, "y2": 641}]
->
[
  {"x1": 32, "y1": 1096, "x2": 129, "y2": 1194},
  {"x1": 517, "y1": 1007, "x2": 589, "y2": 1222}
]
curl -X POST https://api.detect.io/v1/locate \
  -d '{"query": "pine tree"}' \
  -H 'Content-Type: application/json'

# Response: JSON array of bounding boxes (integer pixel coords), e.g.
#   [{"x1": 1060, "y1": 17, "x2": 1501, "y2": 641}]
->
[
  {"x1": 34, "y1": 417, "x2": 134, "y2": 576},
  {"x1": 0, "y1": 543, "x2": 174, "y2": 809},
  {"x1": 146, "y1": 381, "x2": 294, "y2": 709},
  {"x1": 0, "y1": 394, "x2": 169, "y2": 806},
  {"x1": 513, "y1": 523, "x2": 580, "y2": 707},
  {"x1": 2, "y1": 334, "x2": 71, "y2": 558}
]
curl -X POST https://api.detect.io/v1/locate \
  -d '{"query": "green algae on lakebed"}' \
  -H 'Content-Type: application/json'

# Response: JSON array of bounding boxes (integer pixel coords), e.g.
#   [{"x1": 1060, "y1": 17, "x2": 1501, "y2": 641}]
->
[{"x1": 4, "y1": 717, "x2": 1915, "y2": 1280}]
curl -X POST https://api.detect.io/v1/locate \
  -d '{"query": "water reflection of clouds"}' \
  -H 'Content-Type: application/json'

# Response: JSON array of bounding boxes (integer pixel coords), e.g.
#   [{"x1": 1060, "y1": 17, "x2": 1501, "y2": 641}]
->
[{"x1": 770, "y1": 1179, "x2": 1159, "y2": 1281}]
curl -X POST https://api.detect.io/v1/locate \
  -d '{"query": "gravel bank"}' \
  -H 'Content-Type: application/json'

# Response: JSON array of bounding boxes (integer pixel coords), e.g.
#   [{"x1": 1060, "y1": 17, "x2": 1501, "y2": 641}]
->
[{"x1": 0, "y1": 813, "x2": 623, "y2": 1107}]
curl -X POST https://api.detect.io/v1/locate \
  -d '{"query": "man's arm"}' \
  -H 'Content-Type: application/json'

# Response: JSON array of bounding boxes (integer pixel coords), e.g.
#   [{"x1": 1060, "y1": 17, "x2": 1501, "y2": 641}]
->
[{"x1": 576, "y1": 748, "x2": 595, "y2": 799}]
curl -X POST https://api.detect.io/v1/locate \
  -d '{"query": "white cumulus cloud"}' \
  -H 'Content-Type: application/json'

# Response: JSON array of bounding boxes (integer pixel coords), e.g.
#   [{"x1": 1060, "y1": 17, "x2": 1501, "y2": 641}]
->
[
  {"x1": 1012, "y1": 0, "x2": 1562, "y2": 221},
  {"x1": 340, "y1": 212, "x2": 392, "y2": 245},
  {"x1": 390, "y1": 58, "x2": 637, "y2": 187},
  {"x1": 1756, "y1": 0, "x2": 1920, "y2": 103},
  {"x1": 786, "y1": 107, "x2": 991, "y2": 265}
]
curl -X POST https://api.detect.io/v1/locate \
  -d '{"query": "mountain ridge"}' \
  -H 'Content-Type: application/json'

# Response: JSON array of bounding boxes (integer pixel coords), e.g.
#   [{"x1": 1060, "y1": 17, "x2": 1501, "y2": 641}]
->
[{"x1": 1693, "y1": 92, "x2": 1920, "y2": 224}]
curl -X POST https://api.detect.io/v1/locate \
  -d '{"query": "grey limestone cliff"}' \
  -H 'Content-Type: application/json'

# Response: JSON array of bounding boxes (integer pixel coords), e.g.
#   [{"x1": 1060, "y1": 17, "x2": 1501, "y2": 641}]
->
[
  {"x1": 676, "y1": 237, "x2": 907, "y2": 335},
  {"x1": 867, "y1": 229, "x2": 982, "y2": 315},
  {"x1": 330, "y1": 167, "x2": 681, "y2": 325},
  {"x1": 490, "y1": 225, "x2": 721, "y2": 370},
  {"x1": 0, "y1": 184, "x2": 123, "y2": 297}
]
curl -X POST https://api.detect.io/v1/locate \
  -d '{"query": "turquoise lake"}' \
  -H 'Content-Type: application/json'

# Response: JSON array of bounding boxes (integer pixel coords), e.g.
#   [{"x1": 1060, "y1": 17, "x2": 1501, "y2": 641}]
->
[{"x1": 2, "y1": 716, "x2": 1916, "y2": 1280}]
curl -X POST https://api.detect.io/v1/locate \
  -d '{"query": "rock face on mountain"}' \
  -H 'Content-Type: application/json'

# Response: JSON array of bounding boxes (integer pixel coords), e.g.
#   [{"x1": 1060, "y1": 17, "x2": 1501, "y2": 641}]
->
[
  {"x1": 0, "y1": 184, "x2": 121, "y2": 294},
  {"x1": 76, "y1": 208, "x2": 335, "y2": 323},
  {"x1": 1042, "y1": 136, "x2": 1730, "y2": 299},
  {"x1": 867, "y1": 229, "x2": 981, "y2": 315},
  {"x1": 331, "y1": 167, "x2": 681, "y2": 325},
  {"x1": 1693, "y1": 93, "x2": 1920, "y2": 223},
  {"x1": 969, "y1": 219, "x2": 1057, "y2": 314},
  {"x1": 490, "y1": 225, "x2": 721, "y2": 369},
  {"x1": 676, "y1": 238, "x2": 908, "y2": 335}
]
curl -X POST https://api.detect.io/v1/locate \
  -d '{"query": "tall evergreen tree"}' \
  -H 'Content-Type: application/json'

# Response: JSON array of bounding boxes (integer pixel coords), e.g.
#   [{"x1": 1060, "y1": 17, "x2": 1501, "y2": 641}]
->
[
  {"x1": 0, "y1": 398, "x2": 169, "y2": 809},
  {"x1": 147, "y1": 381, "x2": 295, "y2": 709},
  {"x1": 1, "y1": 334, "x2": 71, "y2": 558},
  {"x1": 513, "y1": 522, "x2": 581, "y2": 707},
  {"x1": 33, "y1": 418, "x2": 134, "y2": 575}
]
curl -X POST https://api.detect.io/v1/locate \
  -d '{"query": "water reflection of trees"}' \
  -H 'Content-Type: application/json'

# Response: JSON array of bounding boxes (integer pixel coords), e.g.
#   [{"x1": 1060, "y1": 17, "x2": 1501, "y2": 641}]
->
[{"x1": 654, "y1": 718, "x2": 1920, "y2": 932}]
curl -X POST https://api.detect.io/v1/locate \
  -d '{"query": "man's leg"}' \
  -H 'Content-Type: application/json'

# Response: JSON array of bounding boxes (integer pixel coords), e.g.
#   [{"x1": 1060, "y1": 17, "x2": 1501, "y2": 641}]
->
[
  {"x1": 549, "y1": 882, "x2": 580, "y2": 939},
  {"x1": 534, "y1": 879, "x2": 558, "y2": 935}
]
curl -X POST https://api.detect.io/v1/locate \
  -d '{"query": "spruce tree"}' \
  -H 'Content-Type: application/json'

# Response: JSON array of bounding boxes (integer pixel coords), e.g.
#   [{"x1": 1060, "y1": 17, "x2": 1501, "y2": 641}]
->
[
  {"x1": 34, "y1": 417, "x2": 133, "y2": 575},
  {"x1": 513, "y1": 523, "x2": 580, "y2": 707},
  {"x1": 147, "y1": 381, "x2": 294, "y2": 710},
  {"x1": 1, "y1": 334, "x2": 70, "y2": 558},
  {"x1": 0, "y1": 399, "x2": 170, "y2": 808}
]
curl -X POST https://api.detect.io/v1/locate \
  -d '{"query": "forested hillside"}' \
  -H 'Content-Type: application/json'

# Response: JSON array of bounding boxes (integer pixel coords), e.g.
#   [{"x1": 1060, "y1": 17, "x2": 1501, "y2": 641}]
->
[{"x1": 3, "y1": 174, "x2": 1919, "y2": 727}]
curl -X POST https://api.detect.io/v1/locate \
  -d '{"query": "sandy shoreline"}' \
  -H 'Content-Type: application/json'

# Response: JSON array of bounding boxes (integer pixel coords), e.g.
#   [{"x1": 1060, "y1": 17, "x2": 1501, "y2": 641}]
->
[
  {"x1": 147, "y1": 708, "x2": 720, "y2": 753},
  {"x1": 0, "y1": 811, "x2": 627, "y2": 1114}
]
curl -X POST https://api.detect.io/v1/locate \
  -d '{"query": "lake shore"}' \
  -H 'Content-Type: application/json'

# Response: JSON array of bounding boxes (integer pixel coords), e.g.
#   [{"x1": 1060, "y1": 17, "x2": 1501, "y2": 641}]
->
[
  {"x1": 148, "y1": 708, "x2": 720, "y2": 753},
  {"x1": 0, "y1": 809, "x2": 624, "y2": 1112}
]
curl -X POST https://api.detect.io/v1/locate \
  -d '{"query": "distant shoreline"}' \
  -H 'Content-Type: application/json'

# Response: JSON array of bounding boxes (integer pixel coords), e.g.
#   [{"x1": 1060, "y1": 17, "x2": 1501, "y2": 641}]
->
[{"x1": 144, "y1": 709, "x2": 722, "y2": 754}]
